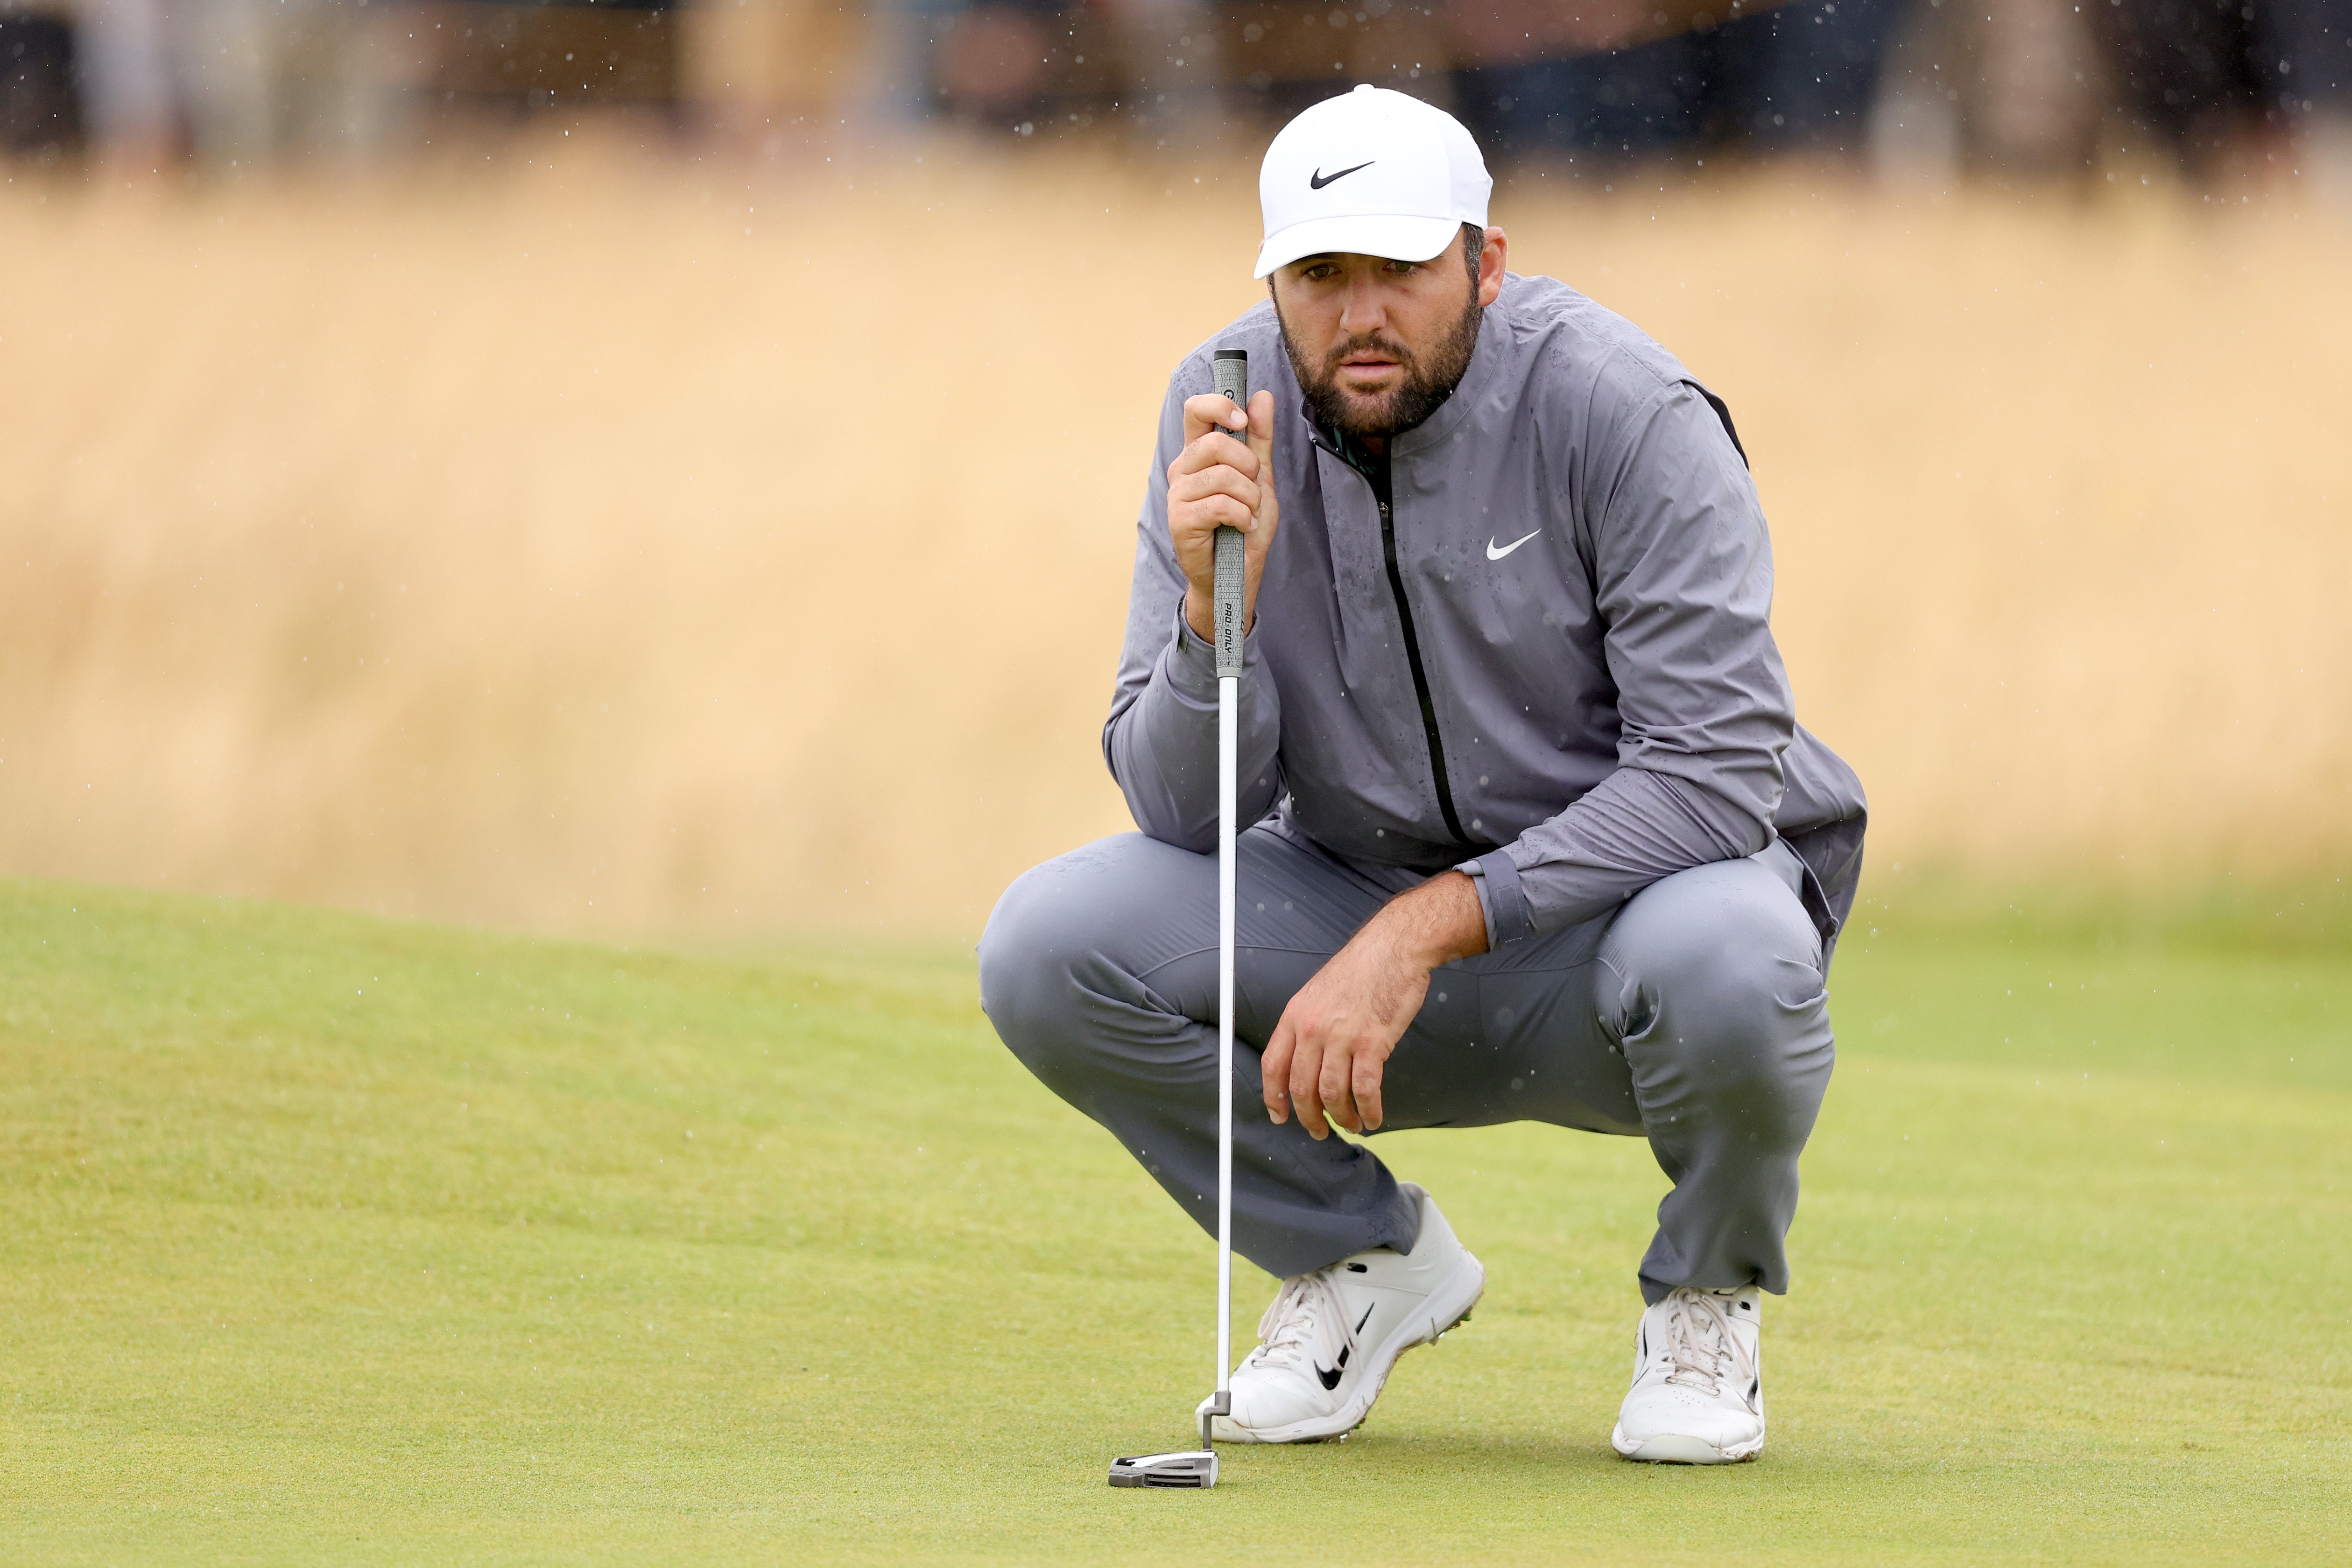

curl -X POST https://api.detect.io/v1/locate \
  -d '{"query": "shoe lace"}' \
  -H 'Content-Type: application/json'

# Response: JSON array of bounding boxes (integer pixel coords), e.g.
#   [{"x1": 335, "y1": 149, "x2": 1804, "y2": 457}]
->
[
  {"x1": 1660, "y1": 1290, "x2": 1754, "y2": 1397},
  {"x1": 1250, "y1": 1268, "x2": 1361, "y2": 1375}
]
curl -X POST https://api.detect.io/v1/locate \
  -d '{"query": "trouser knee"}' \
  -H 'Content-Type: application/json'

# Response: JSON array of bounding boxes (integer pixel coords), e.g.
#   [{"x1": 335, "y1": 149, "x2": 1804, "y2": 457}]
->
[
  {"x1": 978, "y1": 863, "x2": 1088, "y2": 1081},
  {"x1": 1603, "y1": 862, "x2": 1834, "y2": 1141},
  {"x1": 978, "y1": 835, "x2": 1187, "y2": 1096}
]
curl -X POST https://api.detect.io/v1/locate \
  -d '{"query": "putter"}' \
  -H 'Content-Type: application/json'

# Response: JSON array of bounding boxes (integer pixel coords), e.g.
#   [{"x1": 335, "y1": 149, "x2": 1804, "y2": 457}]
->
[{"x1": 1110, "y1": 347, "x2": 1249, "y2": 1491}]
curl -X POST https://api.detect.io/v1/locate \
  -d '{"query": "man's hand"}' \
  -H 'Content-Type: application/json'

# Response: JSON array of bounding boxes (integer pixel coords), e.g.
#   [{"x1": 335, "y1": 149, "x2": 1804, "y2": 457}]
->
[
  {"x1": 1263, "y1": 870, "x2": 1488, "y2": 1138},
  {"x1": 1169, "y1": 387, "x2": 1279, "y2": 643}
]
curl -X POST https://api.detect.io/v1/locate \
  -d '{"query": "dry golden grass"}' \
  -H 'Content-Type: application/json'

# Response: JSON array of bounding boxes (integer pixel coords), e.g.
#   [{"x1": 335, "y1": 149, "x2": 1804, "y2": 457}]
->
[{"x1": 3, "y1": 141, "x2": 2347, "y2": 937}]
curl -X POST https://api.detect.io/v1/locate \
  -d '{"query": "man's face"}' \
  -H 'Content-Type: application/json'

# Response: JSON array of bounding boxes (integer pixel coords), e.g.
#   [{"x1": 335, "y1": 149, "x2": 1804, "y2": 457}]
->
[{"x1": 1268, "y1": 228, "x2": 1506, "y2": 439}]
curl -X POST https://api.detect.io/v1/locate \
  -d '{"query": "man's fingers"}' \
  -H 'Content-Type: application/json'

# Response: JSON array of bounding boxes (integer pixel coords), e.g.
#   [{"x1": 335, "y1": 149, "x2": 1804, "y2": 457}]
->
[
  {"x1": 1318, "y1": 1043, "x2": 1359, "y2": 1134},
  {"x1": 1352, "y1": 1050, "x2": 1385, "y2": 1134},
  {"x1": 1168, "y1": 464, "x2": 1260, "y2": 515},
  {"x1": 1169, "y1": 430, "x2": 1256, "y2": 479},
  {"x1": 1179, "y1": 393, "x2": 1255, "y2": 457},
  {"x1": 1261, "y1": 1017, "x2": 1295, "y2": 1124},
  {"x1": 1174, "y1": 492, "x2": 1255, "y2": 536},
  {"x1": 1181, "y1": 391, "x2": 1249, "y2": 440},
  {"x1": 1182, "y1": 434, "x2": 1259, "y2": 485},
  {"x1": 1287, "y1": 1034, "x2": 1331, "y2": 1140}
]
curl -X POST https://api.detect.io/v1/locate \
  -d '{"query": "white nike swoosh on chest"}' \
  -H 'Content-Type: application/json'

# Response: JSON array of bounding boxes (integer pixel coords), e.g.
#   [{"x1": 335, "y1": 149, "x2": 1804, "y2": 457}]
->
[{"x1": 1486, "y1": 529, "x2": 1542, "y2": 560}]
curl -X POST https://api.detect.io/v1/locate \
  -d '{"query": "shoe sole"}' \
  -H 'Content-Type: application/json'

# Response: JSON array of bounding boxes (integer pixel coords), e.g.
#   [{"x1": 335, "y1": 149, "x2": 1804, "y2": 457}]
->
[
  {"x1": 1211, "y1": 1252, "x2": 1486, "y2": 1445},
  {"x1": 1608, "y1": 1425, "x2": 1764, "y2": 1464}
]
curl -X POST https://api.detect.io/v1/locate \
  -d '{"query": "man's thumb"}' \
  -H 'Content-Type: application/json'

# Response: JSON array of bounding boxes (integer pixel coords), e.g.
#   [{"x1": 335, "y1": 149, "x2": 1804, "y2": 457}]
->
[{"x1": 1247, "y1": 389, "x2": 1277, "y2": 465}]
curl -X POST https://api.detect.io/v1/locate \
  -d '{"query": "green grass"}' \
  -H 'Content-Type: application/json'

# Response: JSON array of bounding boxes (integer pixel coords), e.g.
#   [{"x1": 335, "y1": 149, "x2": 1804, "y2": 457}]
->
[{"x1": 3, "y1": 877, "x2": 2347, "y2": 1565}]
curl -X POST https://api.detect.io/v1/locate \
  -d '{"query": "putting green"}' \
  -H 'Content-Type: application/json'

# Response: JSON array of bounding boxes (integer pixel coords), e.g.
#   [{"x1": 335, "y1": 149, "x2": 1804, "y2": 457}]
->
[{"x1": 3, "y1": 877, "x2": 2345, "y2": 1565}]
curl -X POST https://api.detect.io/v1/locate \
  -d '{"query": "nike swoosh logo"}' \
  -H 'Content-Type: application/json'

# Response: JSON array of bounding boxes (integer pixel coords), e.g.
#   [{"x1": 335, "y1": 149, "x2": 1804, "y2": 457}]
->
[
  {"x1": 1309, "y1": 161, "x2": 1374, "y2": 190},
  {"x1": 1315, "y1": 1304, "x2": 1377, "y2": 1389},
  {"x1": 1486, "y1": 529, "x2": 1542, "y2": 560}
]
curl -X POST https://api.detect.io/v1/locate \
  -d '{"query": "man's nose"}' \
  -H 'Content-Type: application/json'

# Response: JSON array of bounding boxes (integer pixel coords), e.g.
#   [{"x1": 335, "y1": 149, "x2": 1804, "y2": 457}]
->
[{"x1": 1338, "y1": 275, "x2": 1387, "y2": 336}]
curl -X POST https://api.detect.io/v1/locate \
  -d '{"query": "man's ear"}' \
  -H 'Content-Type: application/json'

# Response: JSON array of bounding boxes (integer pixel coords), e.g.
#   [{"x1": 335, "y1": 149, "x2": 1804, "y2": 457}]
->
[{"x1": 1477, "y1": 227, "x2": 1508, "y2": 308}]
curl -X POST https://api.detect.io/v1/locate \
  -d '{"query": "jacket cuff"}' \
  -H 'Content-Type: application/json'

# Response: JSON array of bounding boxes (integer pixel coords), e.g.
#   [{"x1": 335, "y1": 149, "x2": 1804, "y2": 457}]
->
[
  {"x1": 1457, "y1": 848, "x2": 1535, "y2": 949},
  {"x1": 1166, "y1": 600, "x2": 1248, "y2": 704}
]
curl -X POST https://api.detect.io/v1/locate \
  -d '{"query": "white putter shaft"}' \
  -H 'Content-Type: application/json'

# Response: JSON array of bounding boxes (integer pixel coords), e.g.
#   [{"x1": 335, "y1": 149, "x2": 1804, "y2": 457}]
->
[
  {"x1": 1216, "y1": 644, "x2": 1237, "y2": 1410},
  {"x1": 1109, "y1": 350, "x2": 1248, "y2": 1491},
  {"x1": 1206, "y1": 348, "x2": 1250, "y2": 1450}
]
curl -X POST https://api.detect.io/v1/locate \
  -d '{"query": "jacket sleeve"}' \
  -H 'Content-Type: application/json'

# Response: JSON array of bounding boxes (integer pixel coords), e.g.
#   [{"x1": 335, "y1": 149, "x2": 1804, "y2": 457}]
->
[
  {"x1": 1461, "y1": 378, "x2": 1792, "y2": 944},
  {"x1": 1101, "y1": 365, "x2": 1285, "y2": 854}
]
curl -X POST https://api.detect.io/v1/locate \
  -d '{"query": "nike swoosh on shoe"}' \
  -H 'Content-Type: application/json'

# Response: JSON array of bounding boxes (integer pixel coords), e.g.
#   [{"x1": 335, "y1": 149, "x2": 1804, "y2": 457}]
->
[{"x1": 1314, "y1": 1304, "x2": 1376, "y2": 1390}]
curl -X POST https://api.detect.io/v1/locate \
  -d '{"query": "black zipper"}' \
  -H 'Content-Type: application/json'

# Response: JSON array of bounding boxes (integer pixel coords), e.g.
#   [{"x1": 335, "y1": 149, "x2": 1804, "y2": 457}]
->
[{"x1": 1360, "y1": 450, "x2": 1473, "y2": 848}]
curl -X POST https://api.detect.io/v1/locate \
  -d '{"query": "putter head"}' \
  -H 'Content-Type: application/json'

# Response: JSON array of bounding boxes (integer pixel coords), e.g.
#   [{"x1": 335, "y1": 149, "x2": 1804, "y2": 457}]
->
[{"x1": 1107, "y1": 1450, "x2": 1218, "y2": 1488}]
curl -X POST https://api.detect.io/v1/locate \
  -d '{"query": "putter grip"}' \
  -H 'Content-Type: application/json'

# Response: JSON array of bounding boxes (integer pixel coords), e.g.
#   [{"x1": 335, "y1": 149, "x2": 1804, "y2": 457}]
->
[{"x1": 1210, "y1": 350, "x2": 1248, "y2": 679}]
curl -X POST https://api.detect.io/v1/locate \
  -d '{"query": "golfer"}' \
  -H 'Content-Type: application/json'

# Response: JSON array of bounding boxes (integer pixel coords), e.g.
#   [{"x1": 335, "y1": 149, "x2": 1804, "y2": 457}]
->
[{"x1": 980, "y1": 84, "x2": 1866, "y2": 1463}]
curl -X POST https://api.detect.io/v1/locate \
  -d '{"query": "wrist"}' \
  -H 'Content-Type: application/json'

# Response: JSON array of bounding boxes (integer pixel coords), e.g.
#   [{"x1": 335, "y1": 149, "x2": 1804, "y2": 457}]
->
[
  {"x1": 1183, "y1": 585, "x2": 1215, "y2": 645},
  {"x1": 1378, "y1": 871, "x2": 1486, "y2": 969}
]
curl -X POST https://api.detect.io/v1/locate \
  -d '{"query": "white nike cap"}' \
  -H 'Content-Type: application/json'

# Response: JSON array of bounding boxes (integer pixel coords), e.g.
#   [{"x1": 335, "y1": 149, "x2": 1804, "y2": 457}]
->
[{"x1": 1253, "y1": 84, "x2": 1493, "y2": 281}]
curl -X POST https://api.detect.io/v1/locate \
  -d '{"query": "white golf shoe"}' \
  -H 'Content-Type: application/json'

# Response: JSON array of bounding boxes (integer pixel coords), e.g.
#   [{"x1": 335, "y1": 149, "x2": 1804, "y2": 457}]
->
[
  {"x1": 1197, "y1": 1183, "x2": 1485, "y2": 1444},
  {"x1": 1609, "y1": 1285, "x2": 1767, "y2": 1463}
]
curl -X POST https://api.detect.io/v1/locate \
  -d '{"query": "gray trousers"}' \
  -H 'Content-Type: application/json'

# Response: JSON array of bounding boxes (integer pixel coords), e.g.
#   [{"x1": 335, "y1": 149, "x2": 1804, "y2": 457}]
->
[{"x1": 977, "y1": 828, "x2": 1835, "y2": 1303}]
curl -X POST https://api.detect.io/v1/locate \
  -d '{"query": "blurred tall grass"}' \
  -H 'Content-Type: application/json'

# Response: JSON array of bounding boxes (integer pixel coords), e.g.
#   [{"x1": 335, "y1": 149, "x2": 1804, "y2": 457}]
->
[{"x1": 4, "y1": 140, "x2": 2347, "y2": 939}]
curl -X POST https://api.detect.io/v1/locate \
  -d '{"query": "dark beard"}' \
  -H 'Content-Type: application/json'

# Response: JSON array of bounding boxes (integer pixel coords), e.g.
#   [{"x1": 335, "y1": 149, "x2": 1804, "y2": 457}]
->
[{"x1": 1275, "y1": 285, "x2": 1483, "y2": 440}]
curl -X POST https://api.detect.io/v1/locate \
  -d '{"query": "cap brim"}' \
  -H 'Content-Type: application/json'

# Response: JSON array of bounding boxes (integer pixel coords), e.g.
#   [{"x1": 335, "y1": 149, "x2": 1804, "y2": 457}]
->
[{"x1": 1252, "y1": 214, "x2": 1462, "y2": 280}]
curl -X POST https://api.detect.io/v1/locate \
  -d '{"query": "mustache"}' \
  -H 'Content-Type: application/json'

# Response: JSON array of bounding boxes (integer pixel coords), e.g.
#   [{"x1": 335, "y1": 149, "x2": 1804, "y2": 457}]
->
[{"x1": 1320, "y1": 333, "x2": 1418, "y2": 377}]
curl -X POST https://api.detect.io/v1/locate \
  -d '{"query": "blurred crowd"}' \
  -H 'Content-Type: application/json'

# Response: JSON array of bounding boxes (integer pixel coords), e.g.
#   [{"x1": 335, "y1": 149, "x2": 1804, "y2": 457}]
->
[{"x1": 0, "y1": 0, "x2": 2345, "y2": 186}]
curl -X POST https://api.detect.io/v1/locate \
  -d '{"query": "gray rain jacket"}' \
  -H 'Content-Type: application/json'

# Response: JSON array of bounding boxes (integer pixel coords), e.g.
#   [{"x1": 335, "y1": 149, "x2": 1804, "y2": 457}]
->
[{"x1": 1106, "y1": 272, "x2": 1867, "y2": 960}]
